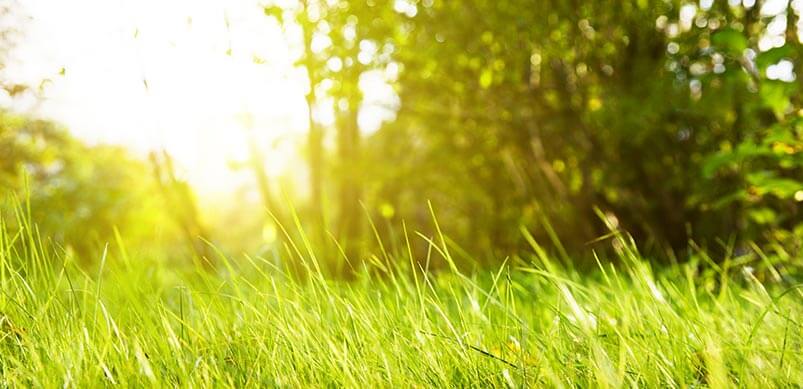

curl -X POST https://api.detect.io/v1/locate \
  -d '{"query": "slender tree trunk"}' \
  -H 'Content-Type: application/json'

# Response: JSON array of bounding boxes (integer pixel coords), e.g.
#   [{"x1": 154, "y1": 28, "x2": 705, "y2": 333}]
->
[
  {"x1": 336, "y1": 74, "x2": 363, "y2": 263},
  {"x1": 298, "y1": 0, "x2": 327, "y2": 252},
  {"x1": 301, "y1": 0, "x2": 323, "y2": 220}
]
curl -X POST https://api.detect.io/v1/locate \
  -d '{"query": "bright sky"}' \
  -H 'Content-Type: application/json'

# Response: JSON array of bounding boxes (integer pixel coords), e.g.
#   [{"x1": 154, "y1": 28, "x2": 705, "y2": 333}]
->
[{"x1": 2, "y1": 0, "x2": 324, "y2": 197}]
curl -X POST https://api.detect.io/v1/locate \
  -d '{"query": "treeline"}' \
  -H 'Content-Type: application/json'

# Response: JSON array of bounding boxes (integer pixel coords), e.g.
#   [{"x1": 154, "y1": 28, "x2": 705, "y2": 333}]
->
[
  {"x1": 268, "y1": 0, "x2": 802, "y2": 263},
  {"x1": 2, "y1": 0, "x2": 802, "y2": 270}
]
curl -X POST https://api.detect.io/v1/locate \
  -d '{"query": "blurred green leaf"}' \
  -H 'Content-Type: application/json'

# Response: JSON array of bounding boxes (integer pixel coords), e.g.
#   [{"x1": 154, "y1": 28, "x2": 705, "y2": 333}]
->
[
  {"x1": 479, "y1": 69, "x2": 493, "y2": 88},
  {"x1": 711, "y1": 28, "x2": 747, "y2": 55},
  {"x1": 755, "y1": 45, "x2": 794, "y2": 71},
  {"x1": 748, "y1": 207, "x2": 777, "y2": 225},
  {"x1": 746, "y1": 172, "x2": 803, "y2": 198},
  {"x1": 263, "y1": 6, "x2": 284, "y2": 24},
  {"x1": 759, "y1": 81, "x2": 793, "y2": 119}
]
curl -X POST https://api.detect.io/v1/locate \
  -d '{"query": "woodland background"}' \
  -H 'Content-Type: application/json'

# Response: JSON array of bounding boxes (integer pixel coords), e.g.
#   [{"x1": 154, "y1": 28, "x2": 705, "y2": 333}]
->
[{"x1": 1, "y1": 0, "x2": 801, "y2": 274}]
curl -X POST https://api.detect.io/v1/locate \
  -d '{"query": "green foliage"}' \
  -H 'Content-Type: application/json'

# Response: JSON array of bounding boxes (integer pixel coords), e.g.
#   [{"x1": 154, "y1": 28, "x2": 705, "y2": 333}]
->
[
  {"x1": 351, "y1": 0, "x2": 803, "y2": 258},
  {"x1": 702, "y1": 117, "x2": 803, "y2": 243},
  {"x1": 0, "y1": 209, "x2": 800, "y2": 386},
  {"x1": 2, "y1": 1, "x2": 802, "y2": 378},
  {"x1": 711, "y1": 28, "x2": 748, "y2": 54},
  {"x1": 0, "y1": 110, "x2": 173, "y2": 259},
  {"x1": 2, "y1": 0, "x2": 802, "y2": 267}
]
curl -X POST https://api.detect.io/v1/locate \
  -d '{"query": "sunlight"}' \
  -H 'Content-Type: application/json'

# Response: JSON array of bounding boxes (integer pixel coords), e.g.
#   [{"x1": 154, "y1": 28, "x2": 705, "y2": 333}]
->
[
  {"x1": 2, "y1": 0, "x2": 802, "y2": 384},
  {"x1": 5, "y1": 0, "x2": 309, "y2": 195}
]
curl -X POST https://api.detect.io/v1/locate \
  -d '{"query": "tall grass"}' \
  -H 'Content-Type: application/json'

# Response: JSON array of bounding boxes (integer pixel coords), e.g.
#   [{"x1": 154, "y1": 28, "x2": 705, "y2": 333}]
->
[{"x1": 0, "y1": 204, "x2": 800, "y2": 387}]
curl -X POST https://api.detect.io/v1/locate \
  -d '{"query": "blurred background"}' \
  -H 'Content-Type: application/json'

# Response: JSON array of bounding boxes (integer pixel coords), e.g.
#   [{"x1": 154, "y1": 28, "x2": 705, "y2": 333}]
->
[{"x1": 0, "y1": 0, "x2": 801, "y2": 273}]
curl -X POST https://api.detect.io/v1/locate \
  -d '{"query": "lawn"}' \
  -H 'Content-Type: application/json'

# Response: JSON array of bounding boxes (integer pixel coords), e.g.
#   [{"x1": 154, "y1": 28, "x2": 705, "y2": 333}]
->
[{"x1": 1, "y1": 215, "x2": 800, "y2": 387}]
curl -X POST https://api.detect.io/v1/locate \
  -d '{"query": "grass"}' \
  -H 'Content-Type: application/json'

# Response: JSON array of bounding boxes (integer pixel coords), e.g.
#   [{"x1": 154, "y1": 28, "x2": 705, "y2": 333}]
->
[{"x1": 0, "y1": 209, "x2": 801, "y2": 387}]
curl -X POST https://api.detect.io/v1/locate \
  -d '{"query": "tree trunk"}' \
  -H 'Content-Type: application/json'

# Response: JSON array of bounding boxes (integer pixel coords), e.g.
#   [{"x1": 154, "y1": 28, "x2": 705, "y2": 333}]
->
[
  {"x1": 301, "y1": 0, "x2": 323, "y2": 221},
  {"x1": 336, "y1": 90, "x2": 362, "y2": 263},
  {"x1": 299, "y1": 0, "x2": 327, "y2": 251}
]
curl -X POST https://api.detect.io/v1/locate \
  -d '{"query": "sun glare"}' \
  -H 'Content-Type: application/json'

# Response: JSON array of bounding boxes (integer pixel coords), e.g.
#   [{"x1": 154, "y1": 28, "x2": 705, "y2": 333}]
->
[{"x1": 4, "y1": 0, "x2": 313, "y2": 196}]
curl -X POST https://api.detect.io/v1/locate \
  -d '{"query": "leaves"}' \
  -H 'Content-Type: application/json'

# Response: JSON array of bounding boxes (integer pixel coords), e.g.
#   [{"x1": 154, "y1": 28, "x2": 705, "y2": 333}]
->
[
  {"x1": 702, "y1": 141, "x2": 773, "y2": 178},
  {"x1": 746, "y1": 172, "x2": 803, "y2": 199},
  {"x1": 711, "y1": 28, "x2": 748, "y2": 55},
  {"x1": 263, "y1": 5, "x2": 284, "y2": 24},
  {"x1": 3, "y1": 83, "x2": 27, "y2": 97},
  {"x1": 755, "y1": 45, "x2": 795, "y2": 71},
  {"x1": 479, "y1": 69, "x2": 493, "y2": 88},
  {"x1": 759, "y1": 81, "x2": 795, "y2": 119}
]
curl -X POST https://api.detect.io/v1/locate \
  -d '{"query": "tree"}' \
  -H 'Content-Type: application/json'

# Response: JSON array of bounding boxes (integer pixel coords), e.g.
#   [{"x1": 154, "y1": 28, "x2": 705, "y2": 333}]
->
[
  {"x1": 361, "y1": 0, "x2": 801, "y2": 261},
  {"x1": 0, "y1": 112, "x2": 174, "y2": 261}
]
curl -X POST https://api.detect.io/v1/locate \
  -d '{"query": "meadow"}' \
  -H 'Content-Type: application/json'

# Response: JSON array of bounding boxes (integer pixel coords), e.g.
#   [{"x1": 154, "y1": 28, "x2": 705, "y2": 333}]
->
[
  {"x1": 1, "y1": 208, "x2": 800, "y2": 387},
  {"x1": 2, "y1": 0, "x2": 802, "y2": 387}
]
